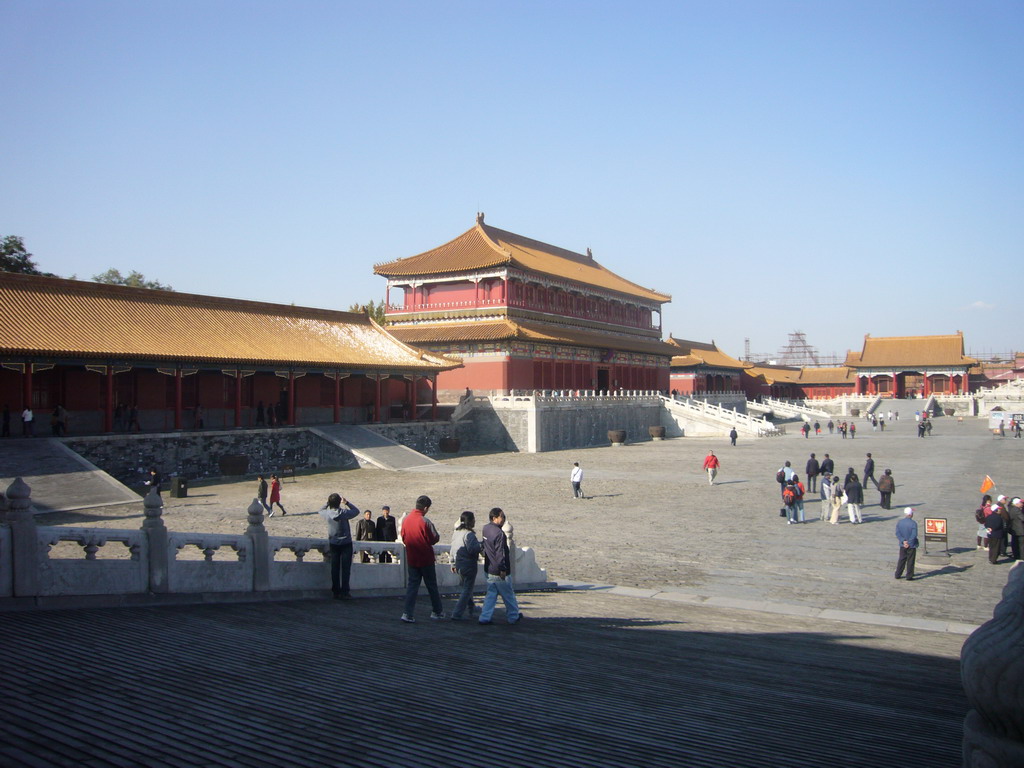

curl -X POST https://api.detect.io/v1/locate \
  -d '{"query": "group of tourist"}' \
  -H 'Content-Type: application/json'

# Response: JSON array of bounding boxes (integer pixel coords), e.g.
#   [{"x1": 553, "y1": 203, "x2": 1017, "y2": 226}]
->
[
  {"x1": 256, "y1": 474, "x2": 287, "y2": 517},
  {"x1": 315, "y1": 492, "x2": 521, "y2": 625},
  {"x1": 975, "y1": 494, "x2": 1024, "y2": 565},
  {"x1": 775, "y1": 451, "x2": 892, "y2": 526}
]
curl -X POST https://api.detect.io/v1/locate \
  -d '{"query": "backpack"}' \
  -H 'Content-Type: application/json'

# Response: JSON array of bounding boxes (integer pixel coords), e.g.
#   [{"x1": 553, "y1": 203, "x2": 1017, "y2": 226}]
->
[
  {"x1": 782, "y1": 486, "x2": 796, "y2": 505},
  {"x1": 776, "y1": 469, "x2": 786, "y2": 484}
]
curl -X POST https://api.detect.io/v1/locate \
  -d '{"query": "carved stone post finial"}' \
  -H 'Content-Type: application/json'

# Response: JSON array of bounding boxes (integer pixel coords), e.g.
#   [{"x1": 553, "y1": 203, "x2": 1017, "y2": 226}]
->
[
  {"x1": 961, "y1": 562, "x2": 1024, "y2": 766},
  {"x1": 141, "y1": 485, "x2": 169, "y2": 593},
  {"x1": 246, "y1": 498, "x2": 265, "y2": 531},
  {"x1": 6, "y1": 477, "x2": 39, "y2": 596},
  {"x1": 142, "y1": 485, "x2": 165, "y2": 529},
  {"x1": 246, "y1": 498, "x2": 270, "y2": 592}
]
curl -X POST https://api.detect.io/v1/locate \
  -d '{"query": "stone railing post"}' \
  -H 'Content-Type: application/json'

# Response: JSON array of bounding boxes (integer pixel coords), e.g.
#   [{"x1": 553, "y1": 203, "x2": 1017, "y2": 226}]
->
[
  {"x1": 6, "y1": 478, "x2": 39, "y2": 597},
  {"x1": 141, "y1": 486, "x2": 169, "y2": 593},
  {"x1": 245, "y1": 498, "x2": 270, "y2": 592},
  {"x1": 503, "y1": 517, "x2": 516, "y2": 580},
  {"x1": 961, "y1": 562, "x2": 1024, "y2": 766}
]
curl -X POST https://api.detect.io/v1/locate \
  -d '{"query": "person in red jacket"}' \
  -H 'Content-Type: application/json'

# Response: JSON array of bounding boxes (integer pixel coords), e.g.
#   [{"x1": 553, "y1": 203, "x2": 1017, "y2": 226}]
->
[
  {"x1": 702, "y1": 451, "x2": 721, "y2": 485},
  {"x1": 400, "y1": 495, "x2": 445, "y2": 623}
]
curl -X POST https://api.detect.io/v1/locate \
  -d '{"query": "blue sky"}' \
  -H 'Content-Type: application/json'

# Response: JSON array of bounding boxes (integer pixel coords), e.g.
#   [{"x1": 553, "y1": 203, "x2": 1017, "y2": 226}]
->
[{"x1": 3, "y1": 1, "x2": 1021, "y2": 361}]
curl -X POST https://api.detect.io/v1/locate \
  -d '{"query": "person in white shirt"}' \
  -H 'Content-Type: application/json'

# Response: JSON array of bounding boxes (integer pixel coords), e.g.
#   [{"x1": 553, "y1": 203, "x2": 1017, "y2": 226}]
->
[
  {"x1": 570, "y1": 462, "x2": 584, "y2": 499},
  {"x1": 21, "y1": 407, "x2": 34, "y2": 437}
]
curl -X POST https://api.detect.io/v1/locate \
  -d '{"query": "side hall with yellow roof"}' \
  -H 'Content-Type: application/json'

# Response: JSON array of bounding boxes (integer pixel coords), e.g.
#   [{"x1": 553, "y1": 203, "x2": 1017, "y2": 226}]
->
[
  {"x1": 844, "y1": 332, "x2": 976, "y2": 397},
  {"x1": 666, "y1": 336, "x2": 749, "y2": 395},
  {"x1": 0, "y1": 273, "x2": 460, "y2": 434},
  {"x1": 374, "y1": 214, "x2": 677, "y2": 398}
]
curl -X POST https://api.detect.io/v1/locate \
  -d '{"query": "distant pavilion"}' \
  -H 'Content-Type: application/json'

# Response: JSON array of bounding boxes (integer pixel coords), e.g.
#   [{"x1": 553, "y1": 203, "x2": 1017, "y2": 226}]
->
[{"x1": 0, "y1": 274, "x2": 459, "y2": 433}]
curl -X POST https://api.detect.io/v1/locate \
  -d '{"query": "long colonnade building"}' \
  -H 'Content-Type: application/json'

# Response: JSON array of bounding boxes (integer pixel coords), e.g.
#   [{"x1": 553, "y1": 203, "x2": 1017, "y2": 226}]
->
[
  {"x1": 374, "y1": 214, "x2": 677, "y2": 400},
  {"x1": 0, "y1": 274, "x2": 459, "y2": 434}
]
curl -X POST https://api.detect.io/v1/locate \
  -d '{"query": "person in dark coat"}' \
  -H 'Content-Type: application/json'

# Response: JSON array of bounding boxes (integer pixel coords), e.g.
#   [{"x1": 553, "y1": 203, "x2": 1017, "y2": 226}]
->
[
  {"x1": 819, "y1": 453, "x2": 834, "y2": 478},
  {"x1": 877, "y1": 469, "x2": 896, "y2": 510},
  {"x1": 894, "y1": 508, "x2": 919, "y2": 580},
  {"x1": 863, "y1": 453, "x2": 878, "y2": 490},
  {"x1": 144, "y1": 468, "x2": 162, "y2": 497},
  {"x1": 256, "y1": 475, "x2": 270, "y2": 513},
  {"x1": 984, "y1": 504, "x2": 1006, "y2": 565},
  {"x1": 375, "y1": 505, "x2": 398, "y2": 563},
  {"x1": 355, "y1": 509, "x2": 376, "y2": 563},
  {"x1": 729, "y1": 428, "x2": 738, "y2": 446},
  {"x1": 805, "y1": 453, "x2": 820, "y2": 493},
  {"x1": 844, "y1": 473, "x2": 864, "y2": 524},
  {"x1": 1008, "y1": 498, "x2": 1024, "y2": 561}
]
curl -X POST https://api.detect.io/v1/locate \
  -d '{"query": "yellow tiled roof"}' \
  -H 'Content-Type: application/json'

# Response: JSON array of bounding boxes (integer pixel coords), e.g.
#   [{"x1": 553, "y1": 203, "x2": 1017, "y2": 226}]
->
[
  {"x1": 0, "y1": 273, "x2": 460, "y2": 371},
  {"x1": 388, "y1": 318, "x2": 678, "y2": 357},
  {"x1": 666, "y1": 336, "x2": 749, "y2": 370},
  {"x1": 374, "y1": 217, "x2": 671, "y2": 303},
  {"x1": 745, "y1": 364, "x2": 802, "y2": 385},
  {"x1": 845, "y1": 333, "x2": 977, "y2": 368},
  {"x1": 796, "y1": 367, "x2": 856, "y2": 384}
]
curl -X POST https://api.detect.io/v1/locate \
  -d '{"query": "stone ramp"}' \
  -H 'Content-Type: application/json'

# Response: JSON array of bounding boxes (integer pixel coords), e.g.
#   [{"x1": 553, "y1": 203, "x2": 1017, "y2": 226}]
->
[
  {"x1": 0, "y1": 438, "x2": 139, "y2": 513},
  {"x1": 0, "y1": 590, "x2": 965, "y2": 767},
  {"x1": 310, "y1": 424, "x2": 438, "y2": 470}
]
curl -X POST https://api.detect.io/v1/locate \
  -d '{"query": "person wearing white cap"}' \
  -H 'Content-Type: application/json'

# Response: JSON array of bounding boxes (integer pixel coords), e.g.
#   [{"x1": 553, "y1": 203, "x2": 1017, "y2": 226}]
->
[{"x1": 895, "y1": 508, "x2": 919, "y2": 581}]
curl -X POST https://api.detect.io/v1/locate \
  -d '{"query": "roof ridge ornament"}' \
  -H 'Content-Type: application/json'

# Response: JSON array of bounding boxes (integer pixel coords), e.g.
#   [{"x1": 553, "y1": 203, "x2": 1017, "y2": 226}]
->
[
  {"x1": 476, "y1": 212, "x2": 485, "y2": 225},
  {"x1": 586, "y1": 247, "x2": 593, "y2": 260}
]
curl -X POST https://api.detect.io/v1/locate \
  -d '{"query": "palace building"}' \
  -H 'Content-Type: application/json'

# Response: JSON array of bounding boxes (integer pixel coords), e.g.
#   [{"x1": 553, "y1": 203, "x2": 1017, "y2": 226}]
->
[
  {"x1": 739, "y1": 332, "x2": 976, "y2": 400},
  {"x1": 374, "y1": 214, "x2": 676, "y2": 399},
  {"x1": 0, "y1": 273, "x2": 459, "y2": 434},
  {"x1": 843, "y1": 332, "x2": 976, "y2": 397},
  {"x1": 666, "y1": 337, "x2": 748, "y2": 395}
]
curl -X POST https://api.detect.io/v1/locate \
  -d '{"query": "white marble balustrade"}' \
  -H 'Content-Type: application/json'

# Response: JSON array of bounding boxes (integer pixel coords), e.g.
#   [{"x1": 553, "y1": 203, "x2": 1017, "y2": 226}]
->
[{"x1": 0, "y1": 480, "x2": 550, "y2": 602}]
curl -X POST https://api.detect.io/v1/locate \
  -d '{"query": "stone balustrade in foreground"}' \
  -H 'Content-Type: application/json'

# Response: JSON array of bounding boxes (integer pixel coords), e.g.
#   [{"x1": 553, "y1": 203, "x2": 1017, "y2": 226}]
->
[{"x1": 0, "y1": 478, "x2": 550, "y2": 605}]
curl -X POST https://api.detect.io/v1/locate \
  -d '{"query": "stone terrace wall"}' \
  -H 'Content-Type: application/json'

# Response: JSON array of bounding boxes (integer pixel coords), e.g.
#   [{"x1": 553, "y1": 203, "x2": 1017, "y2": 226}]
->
[
  {"x1": 536, "y1": 397, "x2": 661, "y2": 451},
  {"x1": 65, "y1": 429, "x2": 358, "y2": 490},
  {"x1": 450, "y1": 393, "x2": 663, "y2": 453}
]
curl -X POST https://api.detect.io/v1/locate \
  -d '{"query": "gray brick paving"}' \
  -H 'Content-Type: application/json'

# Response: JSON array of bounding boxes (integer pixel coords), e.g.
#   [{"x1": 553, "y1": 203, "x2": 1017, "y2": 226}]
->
[{"x1": 25, "y1": 412, "x2": 1023, "y2": 629}]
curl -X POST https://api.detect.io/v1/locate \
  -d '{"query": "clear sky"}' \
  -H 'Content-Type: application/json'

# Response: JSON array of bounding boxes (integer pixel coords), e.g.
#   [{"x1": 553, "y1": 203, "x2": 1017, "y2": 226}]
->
[{"x1": 3, "y1": 1, "x2": 1021, "y2": 361}]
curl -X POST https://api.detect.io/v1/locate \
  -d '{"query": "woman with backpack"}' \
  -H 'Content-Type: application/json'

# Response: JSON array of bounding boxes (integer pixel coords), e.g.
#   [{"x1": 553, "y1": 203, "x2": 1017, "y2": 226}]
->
[{"x1": 783, "y1": 475, "x2": 805, "y2": 524}]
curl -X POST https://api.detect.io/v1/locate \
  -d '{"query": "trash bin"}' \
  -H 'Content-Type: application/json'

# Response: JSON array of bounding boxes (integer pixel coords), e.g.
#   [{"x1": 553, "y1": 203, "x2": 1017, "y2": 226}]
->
[{"x1": 170, "y1": 477, "x2": 188, "y2": 498}]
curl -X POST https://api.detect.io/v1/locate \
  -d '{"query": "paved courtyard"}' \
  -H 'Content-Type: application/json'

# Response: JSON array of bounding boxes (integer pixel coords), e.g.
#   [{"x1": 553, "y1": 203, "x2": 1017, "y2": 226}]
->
[
  {"x1": 33, "y1": 413, "x2": 1023, "y2": 628},
  {"x1": 3, "y1": 414, "x2": 1019, "y2": 766}
]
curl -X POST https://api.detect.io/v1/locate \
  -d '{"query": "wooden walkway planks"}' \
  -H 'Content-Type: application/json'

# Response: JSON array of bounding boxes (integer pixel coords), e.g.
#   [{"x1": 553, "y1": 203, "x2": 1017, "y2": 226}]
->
[{"x1": 0, "y1": 590, "x2": 966, "y2": 768}]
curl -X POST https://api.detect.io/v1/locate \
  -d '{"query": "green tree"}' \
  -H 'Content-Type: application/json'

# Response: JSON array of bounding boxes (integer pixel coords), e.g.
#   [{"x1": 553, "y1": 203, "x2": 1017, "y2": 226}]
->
[
  {"x1": 348, "y1": 299, "x2": 387, "y2": 324},
  {"x1": 0, "y1": 235, "x2": 44, "y2": 274},
  {"x1": 93, "y1": 268, "x2": 173, "y2": 291}
]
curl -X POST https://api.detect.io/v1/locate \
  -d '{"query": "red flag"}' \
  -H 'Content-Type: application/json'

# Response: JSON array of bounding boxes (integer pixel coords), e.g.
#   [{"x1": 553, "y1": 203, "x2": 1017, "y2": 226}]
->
[{"x1": 980, "y1": 476, "x2": 995, "y2": 494}]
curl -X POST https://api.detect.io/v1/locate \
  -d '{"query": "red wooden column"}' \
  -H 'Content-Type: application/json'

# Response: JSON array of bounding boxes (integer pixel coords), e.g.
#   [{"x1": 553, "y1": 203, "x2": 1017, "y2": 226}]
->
[
  {"x1": 174, "y1": 369, "x2": 183, "y2": 430},
  {"x1": 22, "y1": 364, "x2": 33, "y2": 410},
  {"x1": 410, "y1": 374, "x2": 418, "y2": 421},
  {"x1": 374, "y1": 375, "x2": 382, "y2": 423},
  {"x1": 288, "y1": 372, "x2": 296, "y2": 425},
  {"x1": 104, "y1": 367, "x2": 114, "y2": 433},
  {"x1": 922, "y1": 373, "x2": 930, "y2": 397},
  {"x1": 333, "y1": 373, "x2": 341, "y2": 423},
  {"x1": 431, "y1": 375, "x2": 438, "y2": 420},
  {"x1": 234, "y1": 371, "x2": 243, "y2": 428}
]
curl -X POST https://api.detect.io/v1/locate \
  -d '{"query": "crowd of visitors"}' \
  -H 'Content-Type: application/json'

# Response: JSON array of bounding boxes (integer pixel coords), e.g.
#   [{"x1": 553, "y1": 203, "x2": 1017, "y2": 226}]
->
[{"x1": 295, "y1": 490, "x2": 522, "y2": 625}]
